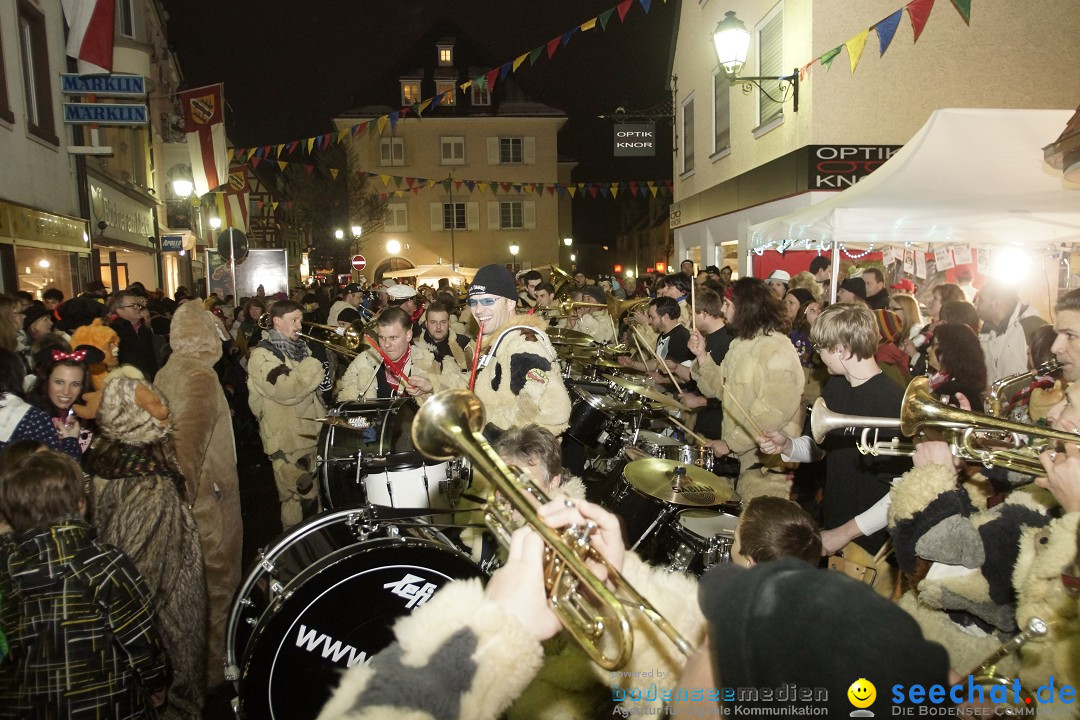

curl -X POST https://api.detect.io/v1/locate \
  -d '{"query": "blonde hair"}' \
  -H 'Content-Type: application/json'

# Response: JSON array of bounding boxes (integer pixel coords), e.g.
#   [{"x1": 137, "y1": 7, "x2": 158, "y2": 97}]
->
[
  {"x1": 889, "y1": 294, "x2": 922, "y2": 340},
  {"x1": 788, "y1": 271, "x2": 823, "y2": 302},
  {"x1": 810, "y1": 303, "x2": 878, "y2": 360}
]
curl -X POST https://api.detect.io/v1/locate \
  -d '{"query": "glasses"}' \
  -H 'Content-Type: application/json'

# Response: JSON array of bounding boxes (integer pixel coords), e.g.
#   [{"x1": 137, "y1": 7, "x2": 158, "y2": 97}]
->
[
  {"x1": 118, "y1": 303, "x2": 147, "y2": 310},
  {"x1": 466, "y1": 298, "x2": 498, "y2": 307}
]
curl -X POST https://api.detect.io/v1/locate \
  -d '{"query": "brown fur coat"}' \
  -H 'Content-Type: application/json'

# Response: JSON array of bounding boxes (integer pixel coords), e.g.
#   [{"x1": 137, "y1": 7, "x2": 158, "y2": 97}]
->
[{"x1": 155, "y1": 301, "x2": 243, "y2": 688}]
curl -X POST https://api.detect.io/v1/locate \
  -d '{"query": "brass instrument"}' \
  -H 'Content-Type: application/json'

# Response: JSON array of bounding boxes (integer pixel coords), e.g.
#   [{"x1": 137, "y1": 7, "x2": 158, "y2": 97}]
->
[
  {"x1": 411, "y1": 389, "x2": 694, "y2": 670},
  {"x1": 986, "y1": 358, "x2": 1061, "y2": 417},
  {"x1": 257, "y1": 313, "x2": 368, "y2": 359},
  {"x1": 549, "y1": 265, "x2": 574, "y2": 299},
  {"x1": 968, "y1": 617, "x2": 1050, "y2": 711},
  {"x1": 607, "y1": 296, "x2": 650, "y2": 324},
  {"x1": 809, "y1": 376, "x2": 1079, "y2": 475}
]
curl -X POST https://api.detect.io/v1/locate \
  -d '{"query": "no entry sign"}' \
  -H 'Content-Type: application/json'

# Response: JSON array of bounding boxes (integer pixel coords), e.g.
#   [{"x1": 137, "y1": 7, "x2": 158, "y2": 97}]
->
[{"x1": 351, "y1": 254, "x2": 367, "y2": 271}]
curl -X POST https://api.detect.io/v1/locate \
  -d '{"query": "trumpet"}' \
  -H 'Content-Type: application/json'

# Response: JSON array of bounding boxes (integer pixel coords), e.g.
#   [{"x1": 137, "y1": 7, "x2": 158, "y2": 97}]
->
[
  {"x1": 412, "y1": 389, "x2": 693, "y2": 670},
  {"x1": 967, "y1": 617, "x2": 1051, "y2": 711},
  {"x1": 810, "y1": 376, "x2": 1079, "y2": 475}
]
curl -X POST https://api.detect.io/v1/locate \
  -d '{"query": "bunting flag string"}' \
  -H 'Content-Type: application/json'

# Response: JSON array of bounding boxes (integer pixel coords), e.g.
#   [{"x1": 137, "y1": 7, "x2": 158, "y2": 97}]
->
[{"x1": 222, "y1": 0, "x2": 664, "y2": 167}]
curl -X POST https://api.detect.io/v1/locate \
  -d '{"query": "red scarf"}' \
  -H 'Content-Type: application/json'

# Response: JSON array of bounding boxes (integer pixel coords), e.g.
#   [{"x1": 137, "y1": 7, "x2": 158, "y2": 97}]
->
[{"x1": 384, "y1": 346, "x2": 412, "y2": 393}]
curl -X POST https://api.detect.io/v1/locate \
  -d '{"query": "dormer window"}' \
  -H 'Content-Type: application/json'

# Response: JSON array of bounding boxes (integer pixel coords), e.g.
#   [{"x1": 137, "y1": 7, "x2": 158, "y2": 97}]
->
[
  {"x1": 437, "y1": 44, "x2": 453, "y2": 67},
  {"x1": 401, "y1": 80, "x2": 420, "y2": 106}
]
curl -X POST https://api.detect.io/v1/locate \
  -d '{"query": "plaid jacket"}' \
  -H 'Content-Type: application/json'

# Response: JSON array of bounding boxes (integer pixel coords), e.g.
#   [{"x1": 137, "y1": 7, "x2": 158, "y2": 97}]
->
[{"x1": 0, "y1": 519, "x2": 168, "y2": 719}]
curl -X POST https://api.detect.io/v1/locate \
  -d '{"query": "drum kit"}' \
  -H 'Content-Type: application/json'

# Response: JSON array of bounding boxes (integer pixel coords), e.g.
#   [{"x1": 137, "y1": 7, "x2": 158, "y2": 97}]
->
[{"x1": 225, "y1": 322, "x2": 740, "y2": 717}]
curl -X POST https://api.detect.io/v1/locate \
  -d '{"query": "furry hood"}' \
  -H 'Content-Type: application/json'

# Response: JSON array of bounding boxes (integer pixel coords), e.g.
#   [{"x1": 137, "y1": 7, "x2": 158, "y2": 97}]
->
[
  {"x1": 480, "y1": 312, "x2": 552, "y2": 351},
  {"x1": 97, "y1": 375, "x2": 171, "y2": 444},
  {"x1": 168, "y1": 301, "x2": 222, "y2": 366}
]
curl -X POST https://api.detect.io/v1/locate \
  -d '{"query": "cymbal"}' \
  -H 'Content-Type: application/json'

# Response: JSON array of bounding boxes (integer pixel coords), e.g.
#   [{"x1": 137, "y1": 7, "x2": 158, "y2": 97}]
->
[
  {"x1": 623, "y1": 458, "x2": 735, "y2": 506},
  {"x1": 606, "y1": 375, "x2": 691, "y2": 412},
  {"x1": 547, "y1": 328, "x2": 594, "y2": 345},
  {"x1": 303, "y1": 416, "x2": 374, "y2": 429},
  {"x1": 633, "y1": 430, "x2": 682, "y2": 447}
]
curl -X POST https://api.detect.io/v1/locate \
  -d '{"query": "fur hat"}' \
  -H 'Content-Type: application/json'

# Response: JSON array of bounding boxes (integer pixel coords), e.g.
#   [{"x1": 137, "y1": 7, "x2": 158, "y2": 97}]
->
[
  {"x1": 167, "y1": 301, "x2": 222, "y2": 365},
  {"x1": 700, "y1": 558, "x2": 950, "y2": 717},
  {"x1": 469, "y1": 264, "x2": 517, "y2": 300},
  {"x1": 96, "y1": 375, "x2": 171, "y2": 445}
]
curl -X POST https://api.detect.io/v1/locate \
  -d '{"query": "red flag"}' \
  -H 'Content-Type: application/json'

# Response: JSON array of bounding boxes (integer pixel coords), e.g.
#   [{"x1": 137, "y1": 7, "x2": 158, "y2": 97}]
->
[
  {"x1": 215, "y1": 167, "x2": 250, "y2": 233},
  {"x1": 906, "y1": 0, "x2": 935, "y2": 43},
  {"x1": 179, "y1": 84, "x2": 228, "y2": 196},
  {"x1": 61, "y1": 0, "x2": 115, "y2": 74}
]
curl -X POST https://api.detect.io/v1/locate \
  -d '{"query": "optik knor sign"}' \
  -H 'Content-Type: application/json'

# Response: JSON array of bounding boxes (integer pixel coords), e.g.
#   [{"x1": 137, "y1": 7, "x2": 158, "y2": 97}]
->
[{"x1": 614, "y1": 123, "x2": 655, "y2": 157}]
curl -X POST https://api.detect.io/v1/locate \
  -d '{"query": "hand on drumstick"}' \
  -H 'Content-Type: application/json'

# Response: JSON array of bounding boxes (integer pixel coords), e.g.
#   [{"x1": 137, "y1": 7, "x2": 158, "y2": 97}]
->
[
  {"x1": 704, "y1": 438, "x2": 730, "y2": 457},
  {"x1": 678, "y1": 392, "x2": 707, "y2": 409},
  {"x1": 538, "y1": 498, "x2": 626, "y2": 579},
  {"x1": 687, "y1": 329, "x2": 706, "y2": 359},
  {"x1": 756, "y1": 430, "x2": 793, "y2": 458},
  {"x1": 485, "y1": 527, "x2": 562, "y2": 641},
  {"x1": 404, "y1": 376, "x2": 433, "y2": 396}
]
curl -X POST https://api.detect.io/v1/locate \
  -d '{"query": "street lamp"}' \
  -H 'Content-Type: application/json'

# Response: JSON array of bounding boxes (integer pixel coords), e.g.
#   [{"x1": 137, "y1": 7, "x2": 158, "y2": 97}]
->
[
  {"x1": 171, "y1": 178, "x2": 194, "y2": 198},
  {"x1": 351, "y1": 225, "x2": 362, "y2": 238},
  {"x1": 386, "y1": 239, "x2": 401, "y2": 254},
  {"x1": 209, "y1": 216, "x2": 221, "y2": 230},
  {"x1": 712, "y1": 10, "x2": 799, "y2": 112},
  {"x1": 563, "y1": 237, "x2": 573, "y2": 247},
  {"x1": 334, "y1": 228, "x2": 345, "y2": 240},
  {"x1": 508, "y1": 243, "x2": 519, "y2": 268}
]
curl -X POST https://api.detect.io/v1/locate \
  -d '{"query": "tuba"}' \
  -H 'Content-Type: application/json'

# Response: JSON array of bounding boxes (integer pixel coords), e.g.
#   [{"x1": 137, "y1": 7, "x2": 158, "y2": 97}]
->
[{"x1": 412, "y1": 389, "x2": 694, "y2": 670}]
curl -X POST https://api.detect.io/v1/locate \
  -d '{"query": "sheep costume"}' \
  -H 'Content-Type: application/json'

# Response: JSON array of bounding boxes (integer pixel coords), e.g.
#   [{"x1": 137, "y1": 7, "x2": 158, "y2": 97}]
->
[{"x1": 155, "y1": 300, "x2": 243, "y2": 688}]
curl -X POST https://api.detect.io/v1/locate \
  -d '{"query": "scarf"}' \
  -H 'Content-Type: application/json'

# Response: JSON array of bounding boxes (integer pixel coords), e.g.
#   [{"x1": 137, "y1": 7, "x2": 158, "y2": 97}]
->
[
  {"x1": 267, "y1": 329, "x2": 311, "y2": 362},
  {"x1": 385, "y1": 345, "x2": 412, "y2": 393}
]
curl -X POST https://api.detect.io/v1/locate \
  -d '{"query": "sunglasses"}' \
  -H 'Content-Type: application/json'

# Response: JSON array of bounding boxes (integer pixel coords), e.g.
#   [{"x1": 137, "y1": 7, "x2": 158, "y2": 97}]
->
[{"x1": 466, "y1": 298, "x2": 499, "y2": 307}]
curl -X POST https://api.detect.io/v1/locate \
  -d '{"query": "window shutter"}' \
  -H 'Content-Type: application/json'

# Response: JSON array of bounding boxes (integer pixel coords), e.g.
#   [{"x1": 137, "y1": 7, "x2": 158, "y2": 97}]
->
[
  {"x1": 430, "y1": 203, "x2": 444, "y2": 231},
  {"x1": 713, "y1": 72, "x2": 731, "y2": 153},
  {"x1": 523, "y1": 201, "x2": 536, "y2": 230},
  {"x1": 487, "y1": 202, "x2": 501, "y2": 229},
  {"x1": 380, "y1": 140, "x2": 391, "y2": 165},
  {"x1": 758, "y1": 10, "x2": 784, "y2": 126},
  {"x1": 523, "y1": 137, "x2": 536, "y2": 164},
  {"x1": 394, "y1": 138, "x2": 405, "y2": 165},
  {"x1": 487, "y1": 137, "x2": 500, "y2": 164},
  {"x1": 466, "y1": 202, "x2": 479, "y2": 230}
]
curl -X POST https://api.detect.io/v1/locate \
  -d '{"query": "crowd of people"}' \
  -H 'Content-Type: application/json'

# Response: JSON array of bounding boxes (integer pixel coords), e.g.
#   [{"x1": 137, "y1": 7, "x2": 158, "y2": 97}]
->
[{"x1": 0, "y1": 257, "x2": 1078, "y2": 719}]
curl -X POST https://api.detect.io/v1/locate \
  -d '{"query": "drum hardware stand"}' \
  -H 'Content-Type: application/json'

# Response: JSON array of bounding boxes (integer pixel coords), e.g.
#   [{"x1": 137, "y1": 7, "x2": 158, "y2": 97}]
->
[
  {"x1": 345, "y1": 507, "x2": 381, "y2": 541},
  {"x1": 629, "y1": 503, "x2": 679, "y2": 553}
]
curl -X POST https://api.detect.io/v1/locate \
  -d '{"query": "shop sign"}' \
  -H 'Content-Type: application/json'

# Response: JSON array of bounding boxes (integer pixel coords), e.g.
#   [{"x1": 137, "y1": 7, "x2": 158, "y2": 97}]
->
[
  {"x1": 614, "y1": 122, "x2": 656, "y2": 157},
  {"x1": 1, "y1": 201, "x2": 88, "y2": 249},
  {"x1": 60, "y1": 74, "x2": 147, "y2": 97},
  {"x1": 64, "y1": 103, "x2": 148, "y2": 125},
  {"x1": 161, "y1": 234, "x2": 185, "y2": 252},
  {"x1": 807, "y1": 146, "x2": 901, "y2": 190},
  {"x1": 89, "y1": 179, "x2": 154, "y2": 248}
]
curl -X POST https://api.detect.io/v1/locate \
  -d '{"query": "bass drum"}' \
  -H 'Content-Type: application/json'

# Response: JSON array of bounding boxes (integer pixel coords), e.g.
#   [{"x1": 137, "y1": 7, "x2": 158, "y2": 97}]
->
[
  {"x1": 226, "y1": 509, "x2": 484, "y2": 720},
  {"x1": 318, "y1": 399, "x2": 409, "y2": 509}
]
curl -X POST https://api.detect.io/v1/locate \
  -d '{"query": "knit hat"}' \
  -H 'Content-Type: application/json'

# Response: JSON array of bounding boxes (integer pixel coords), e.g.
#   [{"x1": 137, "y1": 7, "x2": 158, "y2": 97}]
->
[
  {"x1": 22, "y1": 305, "x2": 51, "y2": 334},
  {"x1": 786, "y1": 288, "x2": 814, "y2": 307},
  {"x1": 700, "y1": 558, "x2": 950, "y2": 717},
  {"x1": 839, "y1": 277, "x2": 868, "y2": 300},
  {"x1": 582, "y1": 285, "x2": 606, "y2": 304},
  {"x1": 874, "y1": 309, "x2": 904, "y2": 344},
  {"x1": 468, "y1": 264, "x2": 517, "y2": 300}
]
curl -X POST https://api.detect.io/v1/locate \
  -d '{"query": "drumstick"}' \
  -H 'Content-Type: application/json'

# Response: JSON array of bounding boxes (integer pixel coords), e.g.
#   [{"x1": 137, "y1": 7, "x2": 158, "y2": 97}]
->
[
  {"x1": 668, "y1": 415, "x2": 709, "y2": 446},
  {"x1": 630, "y1": 330, "x2": 654, "y2": 373},
  {"x1": 468, "y1": 323, "x2": 485, "y2": 391},
  {"x1": 690, "y1": 278, "x2": 696, "y2": 333},
  {"x1": 364, "y1": 336, "x2": 414, "y2": 388},
  {"x1": 720, "y1": 380, "x2": 765, "y2": 438},
  {"x1": 631, "y1": 326, "x2": 682, "y2": 393}
]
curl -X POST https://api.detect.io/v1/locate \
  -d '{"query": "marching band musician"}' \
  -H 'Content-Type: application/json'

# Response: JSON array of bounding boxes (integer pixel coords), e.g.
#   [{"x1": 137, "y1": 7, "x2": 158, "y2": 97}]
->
[
  {"x1": 247, "y1": 299, "x2": 327, "y2": 529},
  {"x1": 677, "y1": 288, "x2": 732, "y2": 443},
  {"x1": 335, "y1": 307, "x2": 460, "y2": 405},
  {"x1": 629, "y1": 273, "x2": 691, "y2": 350},
  {"x1": 414, "y1": 299, "x2": 474, "y2": 371},
  {"x1": 566, "y1": 285, "x2": 616, "y2": 344},
  {"x1": 517, "y1": 270, "x2": 544, "y2": 310},
  {"x1": 466, "y1": 264, "x2": 571, "y2": 437},
  {"x1": 326, "y1": 282, "x2": 365, "y2": 326},
  {"x1": 617, "y1": 297, "x2": 692, "y2": 386}
]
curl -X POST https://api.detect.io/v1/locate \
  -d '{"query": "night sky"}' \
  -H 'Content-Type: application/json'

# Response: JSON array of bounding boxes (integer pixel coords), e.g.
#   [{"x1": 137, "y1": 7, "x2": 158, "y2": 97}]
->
[{"x1": 161, "y1": 0, "x2": 678, "y2": 265}]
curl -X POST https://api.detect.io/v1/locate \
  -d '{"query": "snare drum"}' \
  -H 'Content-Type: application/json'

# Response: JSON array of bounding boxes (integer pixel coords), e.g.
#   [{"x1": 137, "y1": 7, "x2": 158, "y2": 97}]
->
[
  {"x1": 362, "y1": 452, "x2": 456, "y2": 509},
  {"x1": 226, "y1": 509, "x2": 483, "y2": 720},
  {"x1": 632, "y1": 430, "x2": 682, "y2": 458},
  {"x1": 318, "y1": 400, "x2": 404, "y2": 509},
  {"x1": 673, "y1": 445, "x2": 715, "y2": 473},
  {"x1": 667, "y1": 508, "x2": 742, "y2": 573}
]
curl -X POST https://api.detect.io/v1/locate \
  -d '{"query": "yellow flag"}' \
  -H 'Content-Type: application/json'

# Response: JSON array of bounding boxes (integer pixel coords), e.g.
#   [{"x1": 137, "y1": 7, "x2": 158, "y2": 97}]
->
[
  {"x1": 459, "y1": 80, "x2": 472, "y2": 91},
  {"x1": 477, "y1": 182, "x2": 488, "y2": 194},
  {"x1": 581, "y1": 18, "x2": 597, "y2": 31},
  {"x1": 277, "y1": 161, "x2": 288, "y2": 172},
  {"x1": 567, "y1": 186, "x2": 577, "y2": 198},
  {"x1": 610, "y1": 183, "x2": 619, "y2": 198},
  {"x1": 380, "y1": 174, "x2": 392, "y2": 186},
  {"x1": 330, "y1": 168, "x2": 339, "y2": 180},
  {"x1": 338, "y1": 128, "x2": 350, "y2": 142},
  {"x1": 846, "y1": 29, "x2": 870, "y2": 75},
  {"x1": 276, "y1": 144, "x2": 285, "y2": 157},
  {"x1": 306, "y1": 137, "x2": 315, "y2": 153},
  {"x1": 418, "y1": 99, "x2": 432, "y2": 114},
  {"x1": 376, "y1": 115, "x2": 389, "y2": 135},
  {"x1": 227, "y1": 149, "x2": 235, "y2": 163},
  {"x1": 513, "y1": 53, "x2": 529, "y2": 72}
]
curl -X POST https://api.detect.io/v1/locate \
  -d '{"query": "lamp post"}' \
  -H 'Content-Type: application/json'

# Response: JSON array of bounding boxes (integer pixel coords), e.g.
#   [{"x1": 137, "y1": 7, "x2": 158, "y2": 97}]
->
[
  {"x1": 386, "y1": 239, "x2": 401, "y2": 255},
  {"x1": 509, "y1": 243, "x2": 520, "y2": 271},
  {"x1": 712, "y1": 10, "x2": 799, "y2": 112},
  {"x1": 334, "y1": 228, "x2": 344, "y2": 241}
]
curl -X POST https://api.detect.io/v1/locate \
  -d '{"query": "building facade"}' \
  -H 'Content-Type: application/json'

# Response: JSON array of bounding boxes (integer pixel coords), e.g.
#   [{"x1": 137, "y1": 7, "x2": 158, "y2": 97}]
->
[
  {"x1": 334, "y1": 28, "x2": 572, "y2": 283},
  {"x1": 669, "y1": 0, "x2": 1080, "y2": 274}
]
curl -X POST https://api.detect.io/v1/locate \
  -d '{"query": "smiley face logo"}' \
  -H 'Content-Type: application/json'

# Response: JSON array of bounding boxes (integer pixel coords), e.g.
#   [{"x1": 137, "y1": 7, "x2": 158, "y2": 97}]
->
[{"x1": 847, "y1": 678, "x2": 876, "y2": 709}]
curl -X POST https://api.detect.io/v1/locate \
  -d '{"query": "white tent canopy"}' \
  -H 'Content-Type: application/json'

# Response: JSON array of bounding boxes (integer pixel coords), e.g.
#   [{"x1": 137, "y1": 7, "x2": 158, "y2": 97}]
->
[{"x1": 749, "y1": 108, "x2": 1080, "y2": 251}]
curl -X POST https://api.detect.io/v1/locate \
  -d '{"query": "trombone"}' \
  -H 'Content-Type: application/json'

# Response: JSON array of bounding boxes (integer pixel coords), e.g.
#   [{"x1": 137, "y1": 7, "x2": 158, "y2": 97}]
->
[
  {"x1": 810, "y1": 376, "x2": 1079, "y2": 475},
  {"x1": 412, "y1": 389, "x2": 693, "y2": 670},
  {"x1": 258, "y1": 313, "x2": 369, "y2": 359}
]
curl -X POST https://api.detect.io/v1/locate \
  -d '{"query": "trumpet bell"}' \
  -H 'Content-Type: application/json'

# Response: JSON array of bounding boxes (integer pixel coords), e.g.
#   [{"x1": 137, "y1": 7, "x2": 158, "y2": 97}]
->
[{"x1": 411, "y1": 389, "x2": 484, "y2": 461}]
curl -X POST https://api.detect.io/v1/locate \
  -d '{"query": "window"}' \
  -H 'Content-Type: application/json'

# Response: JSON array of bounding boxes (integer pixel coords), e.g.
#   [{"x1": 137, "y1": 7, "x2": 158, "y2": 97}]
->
[
  {"x1": 435, "y1": 81, "x2": 456, "y2": 106},
  {"x1": 500, "y1": 202, "x2": 523, "y2": 229},
  {"x1": 681, "y1": 95, "x2": 695, "y2": 175},
  {"x1": 0, "y1": 24, "x2": 12, "y2": 123},
  {"x1": 440, "y1": 136, "x2": 464, "y2": 165},
  {"x1": 384, "y1": 203, "x2": 408, "y2": 232},
  {"x1": 500, "y1": 137, "x2": 522, "y2": 164},
  {"x1": 17, "y1": 0, "x2": 56, "y2": 144},
  {"x1": 488, "y1": 201, "x2": 535, "y2": 230},
  {"x1": 442, "y1": 202, "x2": 466, "y2": 230},
  {"x1": 471, "y1": 84, "x2": 490, "y2": 106},
  {"x1": 757, "y1": 5, "x2": 784, "y2": 128},
  {"x1": 118, "y1": 0, "x2": 135, "y2": 39},
  {"x1": 437, "y1": 45, "x2": 453, "y2": 66},
  {"x1": 712, "y1": 70, "x2": 730, "y2": 155},
  {"x1": 380, "y1": 137, "x2": 404, "y2": 166},
  {"x1": 401, "y1": 80, "x2": 420, "y2": 106}
]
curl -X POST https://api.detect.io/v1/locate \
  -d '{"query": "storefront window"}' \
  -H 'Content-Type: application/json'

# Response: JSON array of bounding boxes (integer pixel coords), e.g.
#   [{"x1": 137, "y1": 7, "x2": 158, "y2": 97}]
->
[{"x1": 15, "y1": 246, "x2": 79, "y2": 300}]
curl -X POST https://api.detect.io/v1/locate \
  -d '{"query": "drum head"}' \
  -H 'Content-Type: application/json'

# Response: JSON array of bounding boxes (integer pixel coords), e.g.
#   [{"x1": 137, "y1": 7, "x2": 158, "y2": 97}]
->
[{"x1": 239, "y1": 536, "x2": 483, "y2": 720}]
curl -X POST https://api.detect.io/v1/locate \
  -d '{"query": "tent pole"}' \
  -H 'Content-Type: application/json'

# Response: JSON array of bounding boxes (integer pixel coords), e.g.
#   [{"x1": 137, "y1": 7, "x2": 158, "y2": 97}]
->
[{"x1": 829, "y1": 242, "x2": 840, "y2": 304}]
